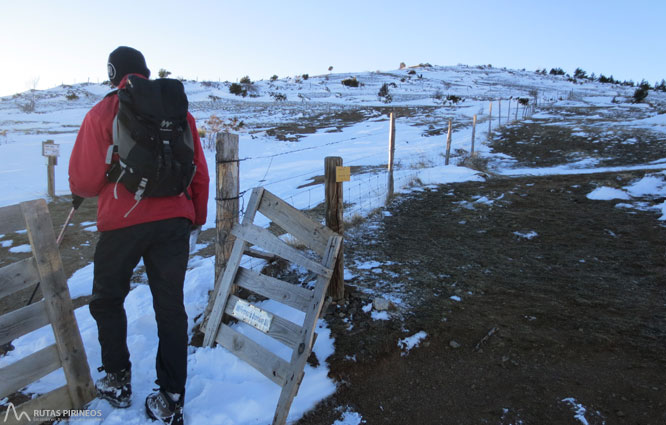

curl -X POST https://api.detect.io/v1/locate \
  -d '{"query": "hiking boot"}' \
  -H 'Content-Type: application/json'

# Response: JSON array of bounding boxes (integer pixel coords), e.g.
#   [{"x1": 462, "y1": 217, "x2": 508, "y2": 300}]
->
[
  {"x1": 145, "y1": 390, "x2": 184, "y2": 425},
  {"x1": 95, "y1": 367, "x2": 132, "y2": 408}
]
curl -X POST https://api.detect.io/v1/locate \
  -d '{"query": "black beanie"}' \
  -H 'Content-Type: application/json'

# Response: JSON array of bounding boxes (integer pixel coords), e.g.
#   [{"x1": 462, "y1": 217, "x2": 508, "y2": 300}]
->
[{"x1": 107, "y1": 46, "x2": 151, "y2": 86}]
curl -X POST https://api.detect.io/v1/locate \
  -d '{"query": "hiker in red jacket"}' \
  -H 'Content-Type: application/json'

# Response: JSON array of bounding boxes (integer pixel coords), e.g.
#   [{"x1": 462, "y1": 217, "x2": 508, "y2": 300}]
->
[{"x1": 69, "y1": 46, "x2": 209, "y2": 425}]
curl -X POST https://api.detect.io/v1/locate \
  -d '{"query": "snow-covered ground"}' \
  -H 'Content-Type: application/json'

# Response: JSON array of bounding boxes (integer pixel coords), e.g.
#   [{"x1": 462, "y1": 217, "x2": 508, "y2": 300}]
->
[{"x1": 1, "y1": 64, "x2": 665, "y2": 424}]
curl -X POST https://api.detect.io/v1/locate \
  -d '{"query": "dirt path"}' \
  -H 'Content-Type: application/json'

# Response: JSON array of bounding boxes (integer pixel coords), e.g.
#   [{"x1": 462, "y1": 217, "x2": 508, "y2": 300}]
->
[{"x1": 299, "y1": 171, "x2": 666, "y2": 425}]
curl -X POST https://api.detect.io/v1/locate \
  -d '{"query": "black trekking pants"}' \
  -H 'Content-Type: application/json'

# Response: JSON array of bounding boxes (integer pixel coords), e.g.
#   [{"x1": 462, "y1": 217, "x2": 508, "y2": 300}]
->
[{"x1": 90, "y1": 217, "x2": 191, "y2": 395}]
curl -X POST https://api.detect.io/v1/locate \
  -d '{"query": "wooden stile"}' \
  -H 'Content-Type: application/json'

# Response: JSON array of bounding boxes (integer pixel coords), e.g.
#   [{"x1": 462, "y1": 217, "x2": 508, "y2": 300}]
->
[
  {"x1": 0, "y1": 199, "x2": 95, "y2": 420},
  {"x1": 0, "y1": 258, "x2": 40, "y2": 300},
  {"x1": 203, "y1": 187, "x2": 343, "y2": 425}
]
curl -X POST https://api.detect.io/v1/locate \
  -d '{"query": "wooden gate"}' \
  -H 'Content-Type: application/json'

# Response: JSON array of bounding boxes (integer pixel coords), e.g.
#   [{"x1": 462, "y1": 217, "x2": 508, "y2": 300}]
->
[
  {"x1": 203, "y1": 187, "x2": 342, "y2": 425},
  {"x1": 0, "y1": 199, "x2": 95, "y2": 424}
]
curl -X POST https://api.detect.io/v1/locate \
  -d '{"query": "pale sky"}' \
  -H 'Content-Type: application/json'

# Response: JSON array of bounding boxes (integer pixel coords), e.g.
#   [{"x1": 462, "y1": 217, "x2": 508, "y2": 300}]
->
[{"x1": 2, "y1": 0, "x2": 665, "y2": 97}]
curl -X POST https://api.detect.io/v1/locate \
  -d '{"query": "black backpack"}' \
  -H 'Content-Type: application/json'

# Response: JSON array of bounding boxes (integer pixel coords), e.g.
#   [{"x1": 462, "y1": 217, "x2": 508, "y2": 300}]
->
[{"x1": 105, "y1": 76, "x2": 196, "y2": 211}]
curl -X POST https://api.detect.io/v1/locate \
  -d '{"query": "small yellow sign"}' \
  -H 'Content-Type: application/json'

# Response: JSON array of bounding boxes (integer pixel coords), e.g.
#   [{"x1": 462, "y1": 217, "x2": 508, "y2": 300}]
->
[{"x1": 336, "y1": 166, "x2": 351, "y2": 182}]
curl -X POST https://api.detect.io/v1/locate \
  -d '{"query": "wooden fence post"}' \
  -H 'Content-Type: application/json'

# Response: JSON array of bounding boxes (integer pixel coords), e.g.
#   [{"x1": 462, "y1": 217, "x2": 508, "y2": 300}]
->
[
  {"x1": 515, "y1": 100, "x2": 519, "y2": 120},
  {"x1": 215, "y1": 133, "x2": 240, "y2": 286},
  {"x1": 488, "y1": 101, "x2": 493, "y2": 137},
  {"x1": 471, "y1": 115, "x2": 477, "y2": 156},
  {"x1": 498, "y1": 99, "x2": 502, "y2": 127},
  {"x1": 445, "y1": 120, "x2": 452, "y2": 165},
  {"x1": 42, "y1": 140, "x2": 59, "y2": 198},
  {"x1": 388, "y1": 112, "x2": 396, "y2": 171},
  {"x1": 325, "y1": 157, "x2": 344, "y2": 300}
]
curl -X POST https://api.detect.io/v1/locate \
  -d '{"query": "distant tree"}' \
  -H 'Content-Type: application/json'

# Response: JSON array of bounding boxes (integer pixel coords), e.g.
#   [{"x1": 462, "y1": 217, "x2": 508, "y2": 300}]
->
[
  {"x1": 158, "y1": 68, "x2": 171, "y2": 78},
  {"x1": 270, "y1": 74, "x2": 278, "y2": 81},
  {"x1": 573, "y1": 68, "x2": 587, "y2": 79},
  {"x1": 239, "y1": 75, "x2": 252, "y2": 84},
  {"x1": 328, "y1": 66, "x2": 334, "y2": 72},
  {"x1": 656, "y1": 79, "x2": 666, "y2": 92},
  {"x1": 633, "y1": 85, "x2": 649, "y2": 103},
  {"x1": 549, "y1": 68, "x2": 566, "y2": 76},
  {"x1": 302, "y1": 74, "x2": 309, "y2": 80},
  {"x1": 399, "y1": 62, "x2": 406, "y2": 70}
]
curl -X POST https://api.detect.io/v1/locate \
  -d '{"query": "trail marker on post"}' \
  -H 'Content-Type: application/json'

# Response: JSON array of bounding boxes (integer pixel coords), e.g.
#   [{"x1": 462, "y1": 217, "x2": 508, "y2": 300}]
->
[{"x1": 42, "y1": 140, "x2": 59, "y2": 198}]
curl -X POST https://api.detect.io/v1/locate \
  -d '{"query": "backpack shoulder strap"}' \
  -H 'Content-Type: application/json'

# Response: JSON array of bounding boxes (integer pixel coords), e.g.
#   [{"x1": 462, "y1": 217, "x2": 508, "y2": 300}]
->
[{"x1": 104, "y1": 89, "x2": 119, "y2": 99}]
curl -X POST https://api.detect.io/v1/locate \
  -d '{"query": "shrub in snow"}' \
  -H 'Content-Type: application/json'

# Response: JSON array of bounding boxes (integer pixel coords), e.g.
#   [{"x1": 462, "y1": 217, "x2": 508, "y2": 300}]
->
[
  {"x1": 270, "y1": 92, "x2": 287, "y2": 101},
  {"x1": 341, "y1": 77, "x2": 359, "y2": 88},
  {"x1": 446, "y1": 94, "x2": 462, "y2": 104},
  {"x1": 158, "y1": 68, "x2": 172, "y2": 78},
  {"x1": 66, "y1": 91, "x2": 79, "y2": 101},
  {"x1": 270, "y1": 74, "x2": 278, "y2": 82},
  {"x1": 378, "y1": 83, "x2": 392, "y2": 103},
  {"x1": 229, "y1": 82, "x2": 247, "y2": 97},
  {"x1": 302, "y1": 74, "x2": 309, "y2": 80},
  {"x1": 399, "y1": 62, "x2": 406, "y2": 70},
  {"x1": 239, "y1": 75, "x2": 252, "y2": 84},
  {"x1": 633, "y1": 86, "x2": 649, "y2": 103}
]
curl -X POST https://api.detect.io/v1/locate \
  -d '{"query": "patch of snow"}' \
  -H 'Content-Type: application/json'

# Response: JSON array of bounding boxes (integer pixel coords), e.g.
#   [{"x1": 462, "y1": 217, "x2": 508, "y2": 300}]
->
[
  {"x1": 9, "y1": 244, "x2": 30, "y2": 253},
  {"x1": 371, "y1": 311, "x2": 389, "y2": 321},
  {"x1": 513, "y1": 231, "x2": 538, "y2": 239},
  {"x1": 586, "y1": 187, "x2": 630, "y2": 200},
  {"x1": 398, "y1": 331, "x2": 428, "y2": 356}
]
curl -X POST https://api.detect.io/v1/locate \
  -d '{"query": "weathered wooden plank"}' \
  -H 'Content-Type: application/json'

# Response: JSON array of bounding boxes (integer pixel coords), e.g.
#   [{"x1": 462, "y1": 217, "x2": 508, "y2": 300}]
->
[
  {"x1": 0, "y1": 300, "x2": 49, "y2": 346},
  {"x1": 232, "y1": 223, "x2": 332, "y2": 279},
  {"x1": 273, "y1": 235, "x2": 343, "y2": 425},
  {"x1": 203, "y1": 238, "x2": 247, "y2": 347},
  {"x1": 258, "y1": 190, "x2": 335, "y2": 257},
  {"x1": 244, "y1": 247, "x2": 277, "y2": 262},
  {"x1": 226, "y1": 295, "x2": 302, "y2": 349},
  {"x1": 2, "y1": 385, "x2": 73, "y2": 425},
  {"x1": 0, "y1": 204, "x2": 25, "y2": 235},
  {"x1": 215, "y1": 324, "x2": 290, "y2": 387},
  {"x1": 22, "y1": 199, "x2": 95, "y2": 408},
  {"x1": 235, "y1": 267, "x2": 313, "y2": 313},
  {"x1": 0, "y1": 258, "x2": 40, "y2": 301},
  {"x1": 202, "y1": 187, "x2": 265, "y2": 335},
  {"x1": 0, "y1": 344, "x2": 61, "y2": 399}
]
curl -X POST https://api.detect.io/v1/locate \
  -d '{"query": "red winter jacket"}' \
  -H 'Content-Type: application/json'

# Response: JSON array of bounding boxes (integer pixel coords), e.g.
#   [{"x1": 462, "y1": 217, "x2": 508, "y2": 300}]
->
[{"x1": 69, "y1": 74, "x2": 209, "y2": 232}]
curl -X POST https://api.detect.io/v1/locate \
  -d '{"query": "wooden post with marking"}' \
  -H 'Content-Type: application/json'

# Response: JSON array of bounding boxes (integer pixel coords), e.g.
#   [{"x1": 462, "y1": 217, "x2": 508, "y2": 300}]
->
[
  {"x1": 471, "y1": 115, "x2": 477, "y2": 156},
  {"x1": 445, "y1": 120, "x2": 452, "y2": 165},
  {"x1": 42, "y1": 140, "x2": 59, "y2": 198},
  {"x1": 388, "y1": 112, "x2": 396, "y2": 171},
  {"x1": 325, "y1": 157, "x2": 344, "y2": 300},
  {"x1": 488, "y1": 101, "x2": 493, "y2": 137},
  {"x1": 215, "y1": 133, "x2": 240, "y2": 285}
]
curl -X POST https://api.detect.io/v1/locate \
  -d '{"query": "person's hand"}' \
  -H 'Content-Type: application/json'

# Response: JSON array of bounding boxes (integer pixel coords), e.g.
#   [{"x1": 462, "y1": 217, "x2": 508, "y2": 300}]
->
[{"x1": 72, "y1": 194, "x2": 84, "y2": 209}]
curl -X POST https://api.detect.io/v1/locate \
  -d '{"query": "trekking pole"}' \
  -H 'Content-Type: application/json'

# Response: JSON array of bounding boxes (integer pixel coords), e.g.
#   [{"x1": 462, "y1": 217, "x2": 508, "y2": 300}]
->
[
  {"x1": 27, "y1": 194, "x2": 84, "y2": 305},
  {"x1": 56, "y1": 206, "x2": 77, "y2": 245}
]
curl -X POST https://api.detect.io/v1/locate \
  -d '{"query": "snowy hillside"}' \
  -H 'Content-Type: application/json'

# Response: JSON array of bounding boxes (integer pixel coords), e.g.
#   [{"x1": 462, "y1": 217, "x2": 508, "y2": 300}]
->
[{"x1": 1, "y1": 64, "x2": 666, "y2": 424}]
